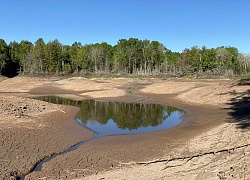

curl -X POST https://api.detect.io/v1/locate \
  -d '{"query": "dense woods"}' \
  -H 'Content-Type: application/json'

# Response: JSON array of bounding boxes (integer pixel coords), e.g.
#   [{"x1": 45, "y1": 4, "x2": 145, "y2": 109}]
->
[{"x1": 0, "y1": 38, "x2": 250, "y2": 77}]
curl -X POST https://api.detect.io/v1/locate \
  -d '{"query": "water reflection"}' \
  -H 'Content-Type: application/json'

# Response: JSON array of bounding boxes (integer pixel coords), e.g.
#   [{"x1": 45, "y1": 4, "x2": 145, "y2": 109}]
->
[{"x1": 34, "y1": 96, "x2": 183, "y2": 136}]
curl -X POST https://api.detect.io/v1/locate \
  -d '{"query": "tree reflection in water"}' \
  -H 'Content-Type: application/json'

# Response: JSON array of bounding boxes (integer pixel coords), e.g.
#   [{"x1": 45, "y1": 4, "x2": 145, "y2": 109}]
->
[{"x1": 34, "y1": 96, "x2": 184, "y2": 135}]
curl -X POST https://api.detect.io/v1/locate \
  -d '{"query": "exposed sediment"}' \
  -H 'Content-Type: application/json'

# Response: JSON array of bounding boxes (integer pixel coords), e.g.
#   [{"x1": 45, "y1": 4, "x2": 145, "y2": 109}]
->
[{"x1": 0, "y1": 76, "x2": 249, "y2": 179}]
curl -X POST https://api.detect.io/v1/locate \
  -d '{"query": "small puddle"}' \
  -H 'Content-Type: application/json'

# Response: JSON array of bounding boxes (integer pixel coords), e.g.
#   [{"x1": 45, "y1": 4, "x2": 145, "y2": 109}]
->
[
  {"x1": 35, "y1": 96, "x2": 184, "y2": 136},
  {"x1": 20, "y1": 96, "x2": 183, "y2": 179}
]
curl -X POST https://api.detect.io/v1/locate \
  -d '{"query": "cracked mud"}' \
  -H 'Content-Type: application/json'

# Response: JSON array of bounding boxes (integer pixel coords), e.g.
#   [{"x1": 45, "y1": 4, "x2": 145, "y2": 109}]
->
[{"x1": 0, "y1": 76, "x2": 249, "y2": 179}]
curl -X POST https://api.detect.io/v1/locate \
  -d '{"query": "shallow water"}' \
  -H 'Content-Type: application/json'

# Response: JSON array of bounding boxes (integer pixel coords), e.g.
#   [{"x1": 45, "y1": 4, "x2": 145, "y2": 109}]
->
[
  {"x1": 35, "y1": 96, "x2": 184, "y2": 136},
  {"x1": 19, "y1": 96, "x2": 184, "y2": 179}
]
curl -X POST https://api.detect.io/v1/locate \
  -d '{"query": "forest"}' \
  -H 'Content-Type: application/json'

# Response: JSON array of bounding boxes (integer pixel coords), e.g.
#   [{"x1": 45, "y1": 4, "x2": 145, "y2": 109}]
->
[{"x1": 0, "y1": 38, "x2": 250, "y2": 77}]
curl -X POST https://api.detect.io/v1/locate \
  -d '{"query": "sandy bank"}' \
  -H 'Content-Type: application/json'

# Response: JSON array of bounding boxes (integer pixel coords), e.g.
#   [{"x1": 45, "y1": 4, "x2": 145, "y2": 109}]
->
[
  {"x1": 0, "y1": 93, "x2": 94, "y2": 179},
  {"x1": 0, "y1": 76, "x2": 249, "y2": 179}
]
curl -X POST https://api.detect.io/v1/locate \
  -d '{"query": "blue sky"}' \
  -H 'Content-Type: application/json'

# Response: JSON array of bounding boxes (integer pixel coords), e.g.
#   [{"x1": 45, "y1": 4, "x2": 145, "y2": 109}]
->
[{"x1": 1, "y1": 0, "x2": 250, "y2": 53}]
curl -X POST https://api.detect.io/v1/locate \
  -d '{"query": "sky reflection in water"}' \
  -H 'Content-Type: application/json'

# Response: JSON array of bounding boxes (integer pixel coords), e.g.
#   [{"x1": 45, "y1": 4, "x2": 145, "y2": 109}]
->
[{"x1": 35, "y1": 96, "x2": 184, "y2": 136}]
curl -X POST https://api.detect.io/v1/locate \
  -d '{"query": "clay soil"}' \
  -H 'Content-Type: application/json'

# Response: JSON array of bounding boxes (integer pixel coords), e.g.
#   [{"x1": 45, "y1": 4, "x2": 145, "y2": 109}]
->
[{"x1": 0, "y1": 76, "x2": 249, "y2": 180}]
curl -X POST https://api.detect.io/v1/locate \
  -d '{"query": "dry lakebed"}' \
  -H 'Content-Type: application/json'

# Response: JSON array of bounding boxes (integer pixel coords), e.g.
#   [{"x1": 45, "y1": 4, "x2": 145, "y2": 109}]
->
[{"x1": 0, "y1": 76, "x2": 249, "y2": 180}]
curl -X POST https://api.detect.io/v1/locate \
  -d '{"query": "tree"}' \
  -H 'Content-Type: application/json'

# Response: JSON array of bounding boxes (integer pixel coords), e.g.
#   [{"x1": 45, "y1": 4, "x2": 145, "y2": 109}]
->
[
  {"x1": 89, "y1": 44, "x2": 99, "y2": 73},
  {"x1": 200, "y1": 46, "x2": 216, "y2": 73},
  {"x1": 147, "y1": 41, "x2": 166, "y2": 75},
  {"x1": 9, "y1": 41, "x2": 20, "y2": 64},
  {"x1": 113, "y1": 40, "x2": 128, "y2": 73},
  {"x1": 76, "y1": 45, "x2": 91, "y2": 72},
  {"x1": 7, "y1": 41, "x2": 21, "y2": 77},
  {"x1": 21, "y1": 38, "x2": 47, "y2": 74},
  {"x1": 0, "y1": 39, "x2": 9, "y2": 74},
  {"x1": 216, "y1": 46, "x2": 240, "y2": 76},
  {"x1": 19, "y1": 40, "x2": 33, "y2": 73},
  {"x1": 238, "y1": 53, "x2": 250, "y2": 75},
  {"x1": 165, "y1": 50, "x2": 180, "y2": 75},
  {"x1": 69, "y1": 42, "x2": 81, "y2": 73},
  {"x1": 33, "y1": 38, "x2": 46, "y2": 74},
  {"x1": 126, "y1": 38, "x2": 142, "y2": 74},
  {"x1": 113, "y1": 38, "x2": 142, "y2": 74},
  {"x1": 226, "y1": 47, "x2": 240, "y2": 75},
  {"x1": 0, "y1": 37, "x2": 248, "y2": 77},
  {"x1": 44, "y1": 39, "x2": 62, "y2": 73},
  {"x1": 141, "y1": 39, "x2": 150, "y2": 74},
  {"x1": 61, "y1": 45, "x2": 71, "y2": 73},
  {"x1": 92, "y1": 42, "x2": 113, "y2": 73}
]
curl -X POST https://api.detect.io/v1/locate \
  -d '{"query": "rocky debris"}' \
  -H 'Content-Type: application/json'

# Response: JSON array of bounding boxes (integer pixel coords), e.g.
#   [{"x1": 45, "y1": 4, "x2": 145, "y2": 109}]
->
[
  {"x1": 3, "y1": 171, "x2": 18, "y2": 180},
  {"x1": 0, "y1": 95, "x2": 61, "y2": 120}
]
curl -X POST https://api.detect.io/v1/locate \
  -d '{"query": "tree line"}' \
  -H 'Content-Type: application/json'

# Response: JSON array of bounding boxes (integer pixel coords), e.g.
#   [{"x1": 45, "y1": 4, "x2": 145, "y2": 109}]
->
[{"x1": 0, "y1": 38, "x2": 250, "y2": 77}]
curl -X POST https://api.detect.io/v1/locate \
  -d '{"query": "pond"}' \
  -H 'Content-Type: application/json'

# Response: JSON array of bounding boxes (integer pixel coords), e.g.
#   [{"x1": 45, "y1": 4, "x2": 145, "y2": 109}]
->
[
  {"x1": 18, "y1": 96, "x2": 185, "y2": 176},
  {"x1": 34, "y1": 96, "x2": 184, "y2": 137}
]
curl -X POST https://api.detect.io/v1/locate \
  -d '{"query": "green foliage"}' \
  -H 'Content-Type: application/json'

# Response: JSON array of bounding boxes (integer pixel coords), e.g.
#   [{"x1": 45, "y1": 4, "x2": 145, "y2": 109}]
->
[
  {"x1": 44, "y1": 39, "x2": 62, "y2": 73},
  {"x1": 1, "y1": 38, "x2": 249, "y2": 77},
  {"x1": 18, "y1": 40, "x2": 33, "y2": 72},
  {"x1": 200, "y1": 47, "x2": 216, "y2": 71},
  {"x1": 0, "y1": 39, "x2": 9, "y2": 73},
  {"x1": 33, "y1": 38, "x2": 46, "y2": 73},
  {"x1": 9, "y1": 41, "x2": 20, "y2": 62}
]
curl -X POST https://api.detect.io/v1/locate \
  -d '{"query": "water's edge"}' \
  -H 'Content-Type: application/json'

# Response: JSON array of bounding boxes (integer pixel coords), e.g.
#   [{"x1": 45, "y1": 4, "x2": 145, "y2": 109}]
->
[{"x1": 18, "y1": 97, "x2": 184, "y2": 179}]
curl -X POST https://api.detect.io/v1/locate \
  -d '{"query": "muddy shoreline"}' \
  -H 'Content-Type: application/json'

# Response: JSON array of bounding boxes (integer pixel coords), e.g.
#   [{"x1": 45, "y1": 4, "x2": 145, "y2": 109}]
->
[{"x1": 0, "y1": 76, "x2": 249, "y2": 179}]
